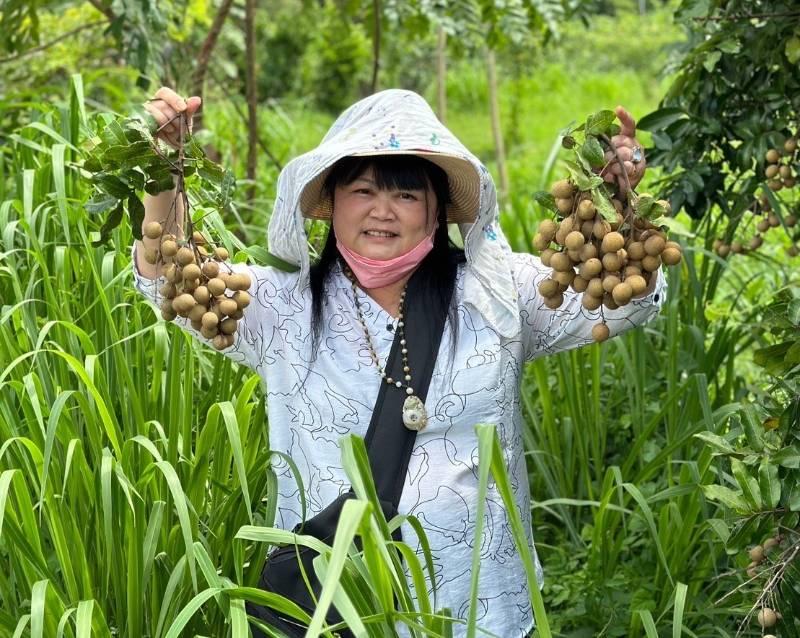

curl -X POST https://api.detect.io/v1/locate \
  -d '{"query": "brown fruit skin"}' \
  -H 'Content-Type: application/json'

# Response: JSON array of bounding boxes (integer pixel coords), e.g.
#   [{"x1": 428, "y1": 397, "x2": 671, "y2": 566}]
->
[
  {"x1": 788, "y1": 245, "x2": 800, "y2": 257},
  {"x1": 644, "y1": 235, "x2": 666, "y2": 256},
  {"x1": 230, "y1": 272, "x2": 252, "y2": 291},
  {"x1": 785, "y1": 214, "x2": 797, "y2": 227},
  {"x1": 230, "y1": 308, "x2": 245, "y2": 320},
  {"x1": 592, "y1": 219, "x2": 611, "y2": 240},
  {"x1": 612, "y1": 282, "x2": 633, "y2": 305},
  {"x1": 626, "y1": 275, "x2": 648, "y2": 295},
  {"x1": 602, "y1": 275, "x2": 621, "y2": 293},
  {"x1": 779, "y1": 165, "x2": 793, "y2": 179},
  {"x1": 586, "y1": 278, "x2": 604, "y2": 298},
  {"x1": 551, "y1": 179, "x2": 575, "y2": 199},
  {"x1": 207, "y1": 278, "x2": 226, "y2": 297},
  {"x1": 763, "y1": 537, "x2": 780, "y2": 552},
  {"x1": 233, "y1": 290, "x2": 251, "y2": 309},
  {"x1": 182, "y1": 263, "x2": 202, "y2": 281},
  {"x1": 571, "y1": 276, "x2": 589, "y2": 293},
  {"x1": 624, "y1": 265, "x2": 643, "y2": 278},
  {"x1": 611, "y1": 198, "x2": 624, "y2": 213},
  {"x1": 173, "y1": 293, "x2": 197, "y2": 316},
  {"x1": 580, "y1": 219, "x2": 595, "y2": 239},
  {"x1": 192, "y1": 230, "x2": 206, "y2": 244},
  {"x1": 567, "y1": 249, "x2": 582, "y2": 262},
  {"x1": 642, "y1": 255, "x2": 662, "y2": 272},
  {"x1": 602, "y1": 253, "x2": 622, "y2": 272},
  {"x1": 757, "y1": 219, "x2": 771, "y2": 233},
  {"x1": 176, "y1": 246, "x2": 195, "y2": 266},
  {"x1": 602, "y1": 292, "x2": 619, "y2": 310},
  {"x1": 190, "y1": 318, "x2": 204, "y2": 331},
  {"x1": 565, "y1": 231, "x2": 585, "y2": 250},
  {"x1": 219, "y1": 317, "x2": 238, "y2": 335},
  {"x1": 581, "y1": 294, "x2": 602, "y2": 311},
  {"x1": 749, "y1": 235, "x2": 764, "y2": 250},
  {"x1": 544, "y1": 292, "x2": 564, "y2": 309},
  {"x1": 538, "y1": 279, "x2": 559, "y2": 298},
  {"x1": 159, "y1": 282, "x2": 177, "y2": 299},
  {"x1": 200, "y1": 325, "x2": 219, "y2": 340},
  {"x1": 202, "y1": 260, "x2": 220, "y2": 278},
  {"x1": 749, "y1": 545, "x2": 765, "y2": 562},
  {"x1": 188, "y1": 304, "x2": 208, "y2": 322},
  {"x1": 214, "y1": 246, "x2": 230, "y2": 261},
  {"x1": 768, "y1": 179, "x2": 783, "y2": 191},
  {"x1": 766, "y1": 149, "x2": 780, "y2": 163},
  {"x1": 201, "y1": 312, "x2": 219, "y2": 329},
  {"x1": 784, "y1": 176, "x2": 797, "y2": 188},
  {"x1": 539, "y1": 219, "x2": 558, "y2": 239},
  {"x1": 746, "y1": 561, "x2": 759, "y2": 578},
  {"x1": 627, "y1": 241, "x2": 645, "y2": 261},
  {"x1": 144, "y1": 221, "x2": 163, "y2": 239},
  {"x1": 193, "y1": 286, "x2": 211, "y2": 305},
  {"x1": 717, "y1": 244, "x2": 730, "y2": 258},
  {"x1": 731, "y1": 241, "x2": 743, "y2": 254},
  {"x1": 160, "y1": 299, "x2": 177, "y2": 321},
  {"x1": 533, "y1": 233, "x2": 550, "y2": 251},
  {"x1": 540, "y1": 248, "x2": 555, "y2": 267},
  {"x1": 577, "y1": 199, "x2": 596, "y2": 220},
  {"x1": 765, "y1": 164, "x2": 779, "y2": 179},
  {"x1": 601, "y1": 232, "x2": 625, "y2": 254},
  {"x1": 161, "y1": 239, "x2": 178, "y2": 257},
  {"x1": 757, "y1": 608, "x2": 777, "y2": 628},
  {"x1": 551, "y1": 252, "x2": 572, "y2": 272},
  {"x1": 554, "y1": 269, "x2": 575, "y2": 286},
  {"x1": 592, "y1": 323, "x2": 610, "y2": 342},
  {"x1": 555, "y1": 197, "x2": 574, "y2": 215},
  {"x1": 164, "y1": 264, "x2": 181, "y2": 283},
  {"x1": 219, "y1": 298, "x2": 239, "y2": 316},
  {"x1": 785, "y1": 137, "x2": 798, "y2": 153},
  {"x1": 579, "y1": 243, "x2": 598, "y2": 261},
  {"x1": 662, "y1": 247, "x2": 682, "y2": 266},
  {"x1": 144, "y1": 247, "x2": 159, "y2": 264},
  {"x1": 579, "y1": 258, "x2": 603, "y2": 279},
  {"x1": 212, "y1": 334, "x2": 230, "y2": 351},
  {"x1": 768, "y1": 213, "x2": 780, "y2": 227}
]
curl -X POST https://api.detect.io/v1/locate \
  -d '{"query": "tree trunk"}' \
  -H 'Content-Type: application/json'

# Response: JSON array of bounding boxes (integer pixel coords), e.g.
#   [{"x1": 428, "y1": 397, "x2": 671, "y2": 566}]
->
[
  {"x1": 191, "y1": 0, "x2": 235, "y2": 133},
  {"x1": 436, "y1": 26, "x2": 447, "y2": 123},
  {"x1": 370, "y1": 0, "x2": 381, "y2": 93},
  {"x1": 244, "y1": 0, "x2": 258, "y2": 203},
  {"x1": 486, "y1": 48, "x2": 508, "y2": 205}
]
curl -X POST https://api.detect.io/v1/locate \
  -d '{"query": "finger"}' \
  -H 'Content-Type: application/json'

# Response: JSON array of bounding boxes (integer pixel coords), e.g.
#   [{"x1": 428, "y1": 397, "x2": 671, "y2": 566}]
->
[
  {"x1": 624, "y1": 160, "x2": 635, "y2": 176},
  {"x1": 611, "y1": 163, "x2": 622, "y2": 175},
  {"x1": 611, "y1": 134, "x2": 634, "y2": 149},
  {"x1": 153, "y1": 86, "x2": 187, "y2": 112},
  {"x1": 186, "y1": 96, "x2": 202, "y2": 115},
  {"x1": 615, "y1": 105, "x2": 636, "y2": 138},
  {"x1": 615, "y1": 146, "x2": 633, "y2": 162},
  {"x1": 603, "y1": 171, "x2": 616, "y2": 183}
]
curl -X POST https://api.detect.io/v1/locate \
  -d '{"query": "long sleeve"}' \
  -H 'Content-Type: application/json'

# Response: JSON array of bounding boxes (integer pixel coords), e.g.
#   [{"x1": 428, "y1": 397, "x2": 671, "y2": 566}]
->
[
  {"x1": 512, "y1": 251, "x2": 667, "y2": 361},
  {"x1": 131, "y1": 244, "x2": 280, "y2": 372}
]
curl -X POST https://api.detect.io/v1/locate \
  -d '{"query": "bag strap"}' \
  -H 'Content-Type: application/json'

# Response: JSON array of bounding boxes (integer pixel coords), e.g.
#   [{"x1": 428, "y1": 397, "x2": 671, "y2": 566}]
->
[{"x1": 361, "y1": 264, "x2": 456, "y2": 509}]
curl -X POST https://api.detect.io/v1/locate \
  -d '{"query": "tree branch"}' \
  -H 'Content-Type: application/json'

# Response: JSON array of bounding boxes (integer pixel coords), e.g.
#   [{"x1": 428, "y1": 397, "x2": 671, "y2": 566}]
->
[{"x1": 0, "y1": 20, "x2": 107, "y2": 65}]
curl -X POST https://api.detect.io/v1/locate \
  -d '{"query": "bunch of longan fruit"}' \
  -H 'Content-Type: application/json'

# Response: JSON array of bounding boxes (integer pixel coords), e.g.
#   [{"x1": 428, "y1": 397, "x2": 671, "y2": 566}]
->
[
  {"x1": 744, "y1": 536, "x2": 786, "y2": 635},
  {"x1": 141, "y1": 221, "x2": 251, "y2": 350},
  {"x1": 534, "y1": 179, "x2": 682, "y2": 342},
  {"x1": 765, "y1": 136, "x2": 798, "y2": 192}
]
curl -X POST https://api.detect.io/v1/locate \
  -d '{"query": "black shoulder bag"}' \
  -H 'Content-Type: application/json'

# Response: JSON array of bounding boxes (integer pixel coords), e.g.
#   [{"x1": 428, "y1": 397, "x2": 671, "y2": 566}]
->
[{"x1": 246, "y1": 267, "x2": 455, "y2": 638}]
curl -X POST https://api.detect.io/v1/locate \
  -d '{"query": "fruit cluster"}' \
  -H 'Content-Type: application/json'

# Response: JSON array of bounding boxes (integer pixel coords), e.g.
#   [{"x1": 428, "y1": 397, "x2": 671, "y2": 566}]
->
[
  {"x1": 713, "y1": 201, "x2": 798, "y2": 258},
  {"x1": 765, "y1": 137, "x2": 798, "y2": 192},
  {"x1": 142, "y1": 221, "x2": 251, "y2": 350},
  {"x1": 745, "y1": 536, "x2": 782, "y2": 578},
  {"x1": 534, "y1": 179, "x2": 682, "y2": 342}
]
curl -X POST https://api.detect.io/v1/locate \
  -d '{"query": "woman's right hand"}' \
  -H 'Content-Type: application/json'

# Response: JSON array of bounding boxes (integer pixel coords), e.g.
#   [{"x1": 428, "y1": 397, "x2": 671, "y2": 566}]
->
[{"x1": 144, "y1": 87, "x2": 202, "y2": 149}]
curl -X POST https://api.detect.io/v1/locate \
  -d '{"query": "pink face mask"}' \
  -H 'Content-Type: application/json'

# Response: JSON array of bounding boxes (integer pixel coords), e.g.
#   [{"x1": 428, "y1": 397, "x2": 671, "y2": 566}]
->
[{"x1": 336, "y1": 226, "x2": 437, "y2": 289}]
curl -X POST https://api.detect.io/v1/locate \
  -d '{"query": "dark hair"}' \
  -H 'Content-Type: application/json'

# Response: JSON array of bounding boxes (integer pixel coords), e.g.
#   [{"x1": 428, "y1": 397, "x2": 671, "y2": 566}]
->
[{"x1": 309, "y1": 155, "x2": 466, "y2": 361}]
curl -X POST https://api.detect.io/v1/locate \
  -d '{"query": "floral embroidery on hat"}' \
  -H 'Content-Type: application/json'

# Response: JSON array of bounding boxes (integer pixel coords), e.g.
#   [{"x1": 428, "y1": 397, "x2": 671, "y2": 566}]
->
[
  {"x1": 483, "y1": 223, "x2": 497, "y2": 240},
  {"x1": 388, "y1": 133, "x2": 400, "y2": 148},
  {"x1": 430, "y1": 133, "x2": 440, "y2": 145}
]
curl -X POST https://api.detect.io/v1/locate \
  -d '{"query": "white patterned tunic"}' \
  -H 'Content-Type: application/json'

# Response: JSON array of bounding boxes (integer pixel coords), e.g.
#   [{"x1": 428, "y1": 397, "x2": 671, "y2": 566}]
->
[{"x1": 133, "y1": 251, "x2": 665, "y2": 636}]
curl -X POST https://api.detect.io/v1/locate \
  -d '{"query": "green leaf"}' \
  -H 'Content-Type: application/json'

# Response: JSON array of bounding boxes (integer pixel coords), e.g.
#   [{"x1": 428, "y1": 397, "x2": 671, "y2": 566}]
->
[
  {"x1": 771, "y1": 446, "x2": 800, "y2": 469},
  {"x1": 693, "y1": 431, "x2": 736, "y2": 455},
  {"x1": 533, "y1": 191, "x2": 558, "y2": 214},
  {"x1": 578, "y1": 137, "x2": 605, "y2": 169},
  {"x1": 563, "y1": 160, "x2": 603, "y2": 191},
  {"x1": 128, "y1": 196, "x2": 145, "y2": 241},
  {"x1": 702, "y1": 50, "x2": 721, "y2": 72},
  {"x1": 637, "y1": 108, "x2": 687, "y2": 132},
  {"x1": 758, "y1": 461, "x2": 780, "y2": 509},
  {"x1": 786, "y1": 35, "x2": 800, "y2": 64},
  {"x1": 701, "y1": 485, "x2": 749, "y2": 513},
  {"x1": 91, "y1": 173, "x2": 132, "y2": 200},
  {"x1": 592, "y1": 189, "x2": 617, "y2": 222},
  {"x1": 585, "y1": 110, "x2": 616, "y2": 136},
  {"x1": 85, "y1": 193, "x2": 120, "y2": 215},
  {"x1": 705, "y1": 518, "x2": 730, "y2": 544},
  {"x1": 731, "y1": 458, "x2": 762, "y2": 510},
  {"x1": 92, "y1": 202, "x2": 125, "y2": 247}
]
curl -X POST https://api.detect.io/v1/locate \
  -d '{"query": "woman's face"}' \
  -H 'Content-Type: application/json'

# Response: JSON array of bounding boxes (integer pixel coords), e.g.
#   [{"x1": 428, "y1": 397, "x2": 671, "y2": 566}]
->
[{"x1": 332, "y1": 167, "x2": 438, "y2": 261}]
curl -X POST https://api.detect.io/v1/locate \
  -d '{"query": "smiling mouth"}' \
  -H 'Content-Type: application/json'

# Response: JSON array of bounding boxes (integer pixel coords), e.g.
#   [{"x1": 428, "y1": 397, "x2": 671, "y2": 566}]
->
[{"x1": 363, "y1": 230, "x2": 398, "y2": 238}]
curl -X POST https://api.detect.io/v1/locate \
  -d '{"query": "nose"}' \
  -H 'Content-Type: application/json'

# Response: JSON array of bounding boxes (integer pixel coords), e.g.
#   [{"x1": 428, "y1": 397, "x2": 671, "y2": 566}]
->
[{"x1": 370, "y1": 193, "x2": 395, "y2": 220}]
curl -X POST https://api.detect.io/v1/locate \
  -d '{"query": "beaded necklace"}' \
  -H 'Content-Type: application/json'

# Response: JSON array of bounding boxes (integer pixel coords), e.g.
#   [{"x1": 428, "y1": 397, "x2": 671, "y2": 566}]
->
[{"x1": 344, "y1": 265, "x2": 428, "y2": 432}]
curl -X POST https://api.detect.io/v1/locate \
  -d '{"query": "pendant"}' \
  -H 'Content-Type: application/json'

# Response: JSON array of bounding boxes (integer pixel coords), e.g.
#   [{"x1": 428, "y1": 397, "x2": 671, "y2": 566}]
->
[{"x1": 402, "y1": 394, "x2": 428, "y2": 432}]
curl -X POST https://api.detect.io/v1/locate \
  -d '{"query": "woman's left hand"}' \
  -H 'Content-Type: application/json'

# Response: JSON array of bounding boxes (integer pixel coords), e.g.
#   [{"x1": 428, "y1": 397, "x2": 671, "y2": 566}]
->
[{"x1": 601, "y1": 106, "x2": 646, "y2": 193}]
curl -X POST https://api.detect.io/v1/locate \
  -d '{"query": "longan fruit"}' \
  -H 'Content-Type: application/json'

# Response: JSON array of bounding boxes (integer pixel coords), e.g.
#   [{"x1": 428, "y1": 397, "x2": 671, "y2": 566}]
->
[
  {"x1": 586, "y1": 278, "x2": 604, "y2": 298},
  {"x1": 768, "y1": 213, "x2": 780, "y2": 227},
  {"x1": 768, "y1": 179, "x2": 783, "y2": 191},
  {"x1": 214, "y1": 246, "x2": 230, "y2": 261},
  {"x1": 626, "y1": 241, "x2": 645, "y2": 261},
  {"x1": 601, "y1": 232, "x2": 624, "y2": 254},
  {"x1": 765, "y1": 164, "x2": 779, "y2": 179},
  {"x1": 662, "y1": 247, "x2": 682, "y2": 265},
  {"x1": 544, "y1": 292, "x2": 564, "y2": 309},
  {"x1": 173, "y1": 293, "x2": 197, "y2": 315},
  {"x1": 533, "y1": 233, "x2": 550, "y2": 251},
  {"x1": 602, "y1": 275, "x2": 621, "y2": 293},
  {"x1": 592, "y1": 323, "x2": 610, "y2": 342},
  {"x1": 644, "y1": 235, "x2": 666, "y2": 256},
  {"x1": 577, "y1": 199, "x2": 596, "y2": 220},
  {"x1": 580, "y1": 219, "x2": 595, "y2": 239},
  {"x1": 612, "y1": 282, "x2": 633, "y2": 305},
  {"x1": 579, "y1": 243, "x2": 598, "y2": 261},
  {"x1": 592, "y1": 219, "x2": 611, "y2": 240},
  {"x1": 567, "y1": 249, "x2": 582, "y2": 262},
  {"x1": 207, "y1": 277, "x2": 226, "y2": 296},
  {"x1": 785, "y1": 137, "x2": 798, "y2": 153},
  {"x1": 143, "y1": 247, "x2": 159, "y2": 264},
  {"x1": 779, "y1": 165, "x2": 793, "y2": 179},
  {"x1": 602, "y1": 253, "x2": 622, "y2": 272},
  {"x1": 746, "y1": 561, "x2": 759, "y2": 578},
  {"x1": 182, "y1": 263, "x2": 202, "y2": 281},
  {"x1": 551, "y1": 179, "x2": 575, "y2": 199},
  {"x1": 748, "y1": 545, "x2": 765, "y2": 563},
  {"x1": 757, "y1": 608, "x2": 777, "y2": 628},
  {"x1": 202, "y1": 260, "x2": 220, "y2": 278},
  {"x1": 565, "y1": 231, "x2": 585, "y2": 251},
  {"x1": 555, "y1": 198, "x2": 574, "y2": 215},
  {"x1": 161, "y1": 239, "x2": 178, "y2": 257},
  {"x1": 201, "y1": 312, "x2": 219, "y2": 329},
  {"x1": 212, "y1": 334, "x2": 230, "y2": 351},
  {"x1": 642, "y1": 255, "x2": 662, "y2": 272},
  {"x1": 160, "y1": 298, "x2": 177, "y2": 321},
  {"x1": 603, "y1": 292, "x2": 619, "y2": 310},
  {"x1": 192, "y1": 230, "x2": 206, "y2": 245},
  {"x1": 188, "y1": 304, "x2": 207, "y2": 322},
  {"x1": 765, "y1": 149, "x2": 780, "y2": 163},
  {"x1": 550, "y1": 252, "x2": 572, "y2": 272},
  {"x1": 193, "y1": 285, "x2": 211, "y2": 305},
  {"x1": 749, "y1": 235, "x2": 764, "y2": 250},
  {"x1": 610, "y1": 198, "x2": 624, "y2": 213},
  {"x1": 571, "y1": 276, "x2": 589, "y2": 293},
  {"x1": 582, "y1": 294, "x2": 602, "y2": 310},
  {"x1": 540, "y1": 248, "x2": 555, "y2": 267},
  {"x1": 785, "y1": 214, "x2": 797, "y2": 227},
  {"x1": 538, "y1": 279, "x2": 559, "y2": 298},
  {"x1": 579, "y1": 258, "x2": 602, "y2": 279},
  {"x1": 200, "y1": 325, "x2": 219, "y2": 340},
  {"x1": 233, "y1": 272, "x2": 252, "y2": 289},
  {"x1": 626, "y1": 275, "x2": 648, "y2": 295},
  {"x1": 164, "y1": 263, "x2": 181, "y2": 283},
  {"x1": 538, "y1": 219, "x2": 558, "y2": 240},
  {"x1": 159, "y1": 282, "x2": 177, "y2": 299},
  {"x1": 176, "y1": 246, "x2": 195, "y2": 266},
  {"x1": 756, "y1": 218, "x2": 769, "y2": 232},
  {"x1": 731, "y1": 241, "x2": 744, "y2": 254},
  {"x1": 784, "y1": 176, "x2": 796, "y2": 188},
  {"x1": 144, "y1": 221, "x2": 163, "y2": 239},
  {"x1": 553, "y1": 269, "x2": 575, "y2": 286},
  {"x1": 219, "y1": 298, "x2": 239, "y2": 316},
  {"x1": 624, "y1": 265, "x2": 642, "y2": 278},
  {"x1": 220, "y1": 317, "x2": 238, "y2": 335},
  {"x1": 717, "y1": 244, "x2": 730, "y2": 257},
  {"x1": 789, "y1": 245, "x2": 800, "y2": 257}
]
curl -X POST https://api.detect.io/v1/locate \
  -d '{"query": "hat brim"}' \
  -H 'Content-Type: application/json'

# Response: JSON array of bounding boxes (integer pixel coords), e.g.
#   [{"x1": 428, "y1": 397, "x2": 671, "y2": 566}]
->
[{"x1": 299, "y1": 150, "x2": 481, "y2": 224}]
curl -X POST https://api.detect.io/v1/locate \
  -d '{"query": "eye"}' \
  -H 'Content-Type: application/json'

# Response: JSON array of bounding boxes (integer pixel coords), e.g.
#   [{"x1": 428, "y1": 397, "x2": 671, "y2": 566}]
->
[
  {"x1": 353, "y1": 187, "x2": 372, "y2": 195},
  {"x1": 398, "y1": 191, "x2": 419, "y2": 201}
]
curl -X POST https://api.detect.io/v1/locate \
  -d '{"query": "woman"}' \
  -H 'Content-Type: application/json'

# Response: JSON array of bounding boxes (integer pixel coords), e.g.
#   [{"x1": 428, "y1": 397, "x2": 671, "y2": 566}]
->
[{"x1": 135, "y1": 88, "x2": 665, "y2": 636}]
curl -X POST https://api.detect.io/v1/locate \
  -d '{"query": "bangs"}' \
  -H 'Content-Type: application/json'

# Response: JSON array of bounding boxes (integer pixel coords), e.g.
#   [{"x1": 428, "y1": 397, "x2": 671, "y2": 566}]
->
[{"x1": 323, "y1": 155, "x2": 447, "y2": 196}]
